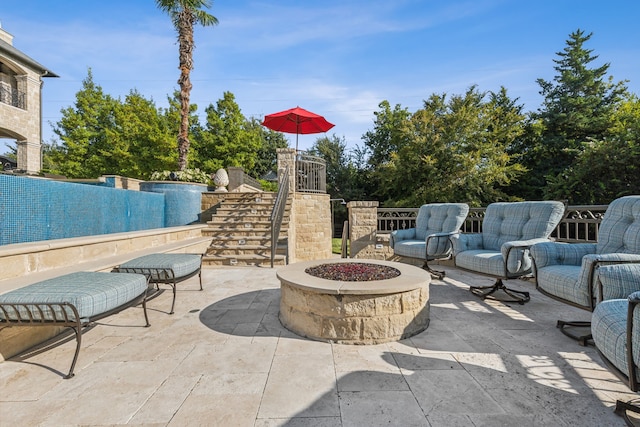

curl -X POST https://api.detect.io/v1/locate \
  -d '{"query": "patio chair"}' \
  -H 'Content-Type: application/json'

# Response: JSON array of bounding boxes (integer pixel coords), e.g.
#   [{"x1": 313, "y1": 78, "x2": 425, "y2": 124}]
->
[
  {"x1": 591, "y1": 264, "x2": 640, "y2": 426},
  {"x1": 389, "y1": 203, "x2": 469, "y2": 279},
  {"x1": 451, "y1": 201, "x2": 565, "y2": 304},
  {"x1": 531, "y1": 195, "x2": 640, "y2": 344}
]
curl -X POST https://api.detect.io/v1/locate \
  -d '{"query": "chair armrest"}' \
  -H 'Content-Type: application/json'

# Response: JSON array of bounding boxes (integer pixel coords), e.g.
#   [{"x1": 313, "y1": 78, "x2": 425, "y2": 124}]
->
[
  {"x1": 595, "y1": 262, "x2": 640, "y2": 301},
  {"x1": 426, "y1": 232, "x2": 458, "y2": 257},
  {"x1": 501, "y1": 238, "x2": 549, "y2": 275},
  {"x1": 628, "y1": 290, "x2": 640, "y2": 303},
  {"x1": 529, "y1": 242, "x2": 597, "y2": 269},
  {"x1": 390, "y1": 228, "x2": 416, "y2": 248},
  {"x1": 450, "y1": 233, "x2": 483, "y2": 255}
]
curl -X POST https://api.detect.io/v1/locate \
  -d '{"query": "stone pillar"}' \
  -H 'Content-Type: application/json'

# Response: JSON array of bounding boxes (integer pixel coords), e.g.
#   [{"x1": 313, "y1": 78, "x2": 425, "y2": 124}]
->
[
  {"x1": 290, "y1": 192, "x2": 332, "y2": 262},
  {"x1": 348, "y1": 201, "x2": 381, "y2": 259},
  {"x1": 16, "y1": 140, "x2": 41, "y2": 174},
  {"x1": 277, "y1": 148, "x2": 296, "y2": 194}
]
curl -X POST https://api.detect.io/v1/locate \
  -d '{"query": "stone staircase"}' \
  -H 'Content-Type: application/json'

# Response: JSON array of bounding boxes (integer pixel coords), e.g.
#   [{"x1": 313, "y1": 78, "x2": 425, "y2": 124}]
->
[{"x1": 202, "y1": 192, "x2": 290, "y2": 267}]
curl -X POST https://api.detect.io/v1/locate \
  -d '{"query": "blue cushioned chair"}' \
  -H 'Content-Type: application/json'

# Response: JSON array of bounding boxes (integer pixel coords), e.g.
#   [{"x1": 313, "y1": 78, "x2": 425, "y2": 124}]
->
[
  {"x1": 451, "y1": 201, "x2": 565, "y2": 304},
  {"x1": 531, "y1": 195, "x2": 640, "y2": 344},
  {"x1": 390, "y1": 203, "x2": 469, "y2": 279},
  {"x1": 591, "y1": 264, "x2": 640, "y2": 425}
]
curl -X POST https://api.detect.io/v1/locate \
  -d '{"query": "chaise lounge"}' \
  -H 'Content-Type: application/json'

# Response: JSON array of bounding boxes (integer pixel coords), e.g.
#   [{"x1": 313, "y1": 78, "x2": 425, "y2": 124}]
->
[
  {"x1": 0, "y1": 271, "x2": 150, "y2": 378},
  {"x1": 113, "y1": 253, "x2": 203, "y2": 314}
]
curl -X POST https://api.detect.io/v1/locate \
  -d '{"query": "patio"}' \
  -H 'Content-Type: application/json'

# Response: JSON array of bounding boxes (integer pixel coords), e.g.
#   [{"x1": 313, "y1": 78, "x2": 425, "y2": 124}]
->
[{"x1": 0, "y1": 263, "x2": 635, "y2": 426}]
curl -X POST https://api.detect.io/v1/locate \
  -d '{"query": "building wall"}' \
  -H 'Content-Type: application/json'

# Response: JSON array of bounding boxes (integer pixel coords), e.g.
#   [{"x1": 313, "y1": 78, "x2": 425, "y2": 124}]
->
[{"x1": 0, "y1": 26, "x2": 54, "y2": 173}]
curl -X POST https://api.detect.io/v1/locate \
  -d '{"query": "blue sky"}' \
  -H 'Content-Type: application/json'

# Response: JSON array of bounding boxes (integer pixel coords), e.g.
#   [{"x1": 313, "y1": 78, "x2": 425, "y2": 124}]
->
[{"x1": 2, "y1": 0, "x2": 639, "y2": 153}]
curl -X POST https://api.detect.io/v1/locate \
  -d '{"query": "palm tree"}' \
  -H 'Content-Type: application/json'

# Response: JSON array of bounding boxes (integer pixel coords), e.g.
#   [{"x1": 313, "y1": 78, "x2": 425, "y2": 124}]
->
[{"x1": 156, "y1": 0, "x2": 218, "y2": 171}]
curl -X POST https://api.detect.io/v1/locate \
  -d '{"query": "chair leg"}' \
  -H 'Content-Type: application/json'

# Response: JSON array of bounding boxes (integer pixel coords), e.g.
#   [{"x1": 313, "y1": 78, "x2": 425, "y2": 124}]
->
[
  {"x1": 422, "y1": 260, "x2": 445, "y2": 280},
  {"x1": 470, "y1": 278, "x2": 530, "y2": 305},
  {"x1": 557, "y1": 320, "x2": 593, "y2": 346},
  {"x1": 615, "y1": 399, "x2": 640, "y2": 426}
]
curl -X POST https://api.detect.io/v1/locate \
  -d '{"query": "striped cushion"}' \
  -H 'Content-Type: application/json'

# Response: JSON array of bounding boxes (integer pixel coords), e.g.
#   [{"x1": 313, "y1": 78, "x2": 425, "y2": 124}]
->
[
  {"x1": 454, "y1": 250, "x2": 506, "y2": 277},
  {"x1": 118, "y1": 254, "x2": 201, "y2": 281},
  {"x1": 596, "y1": 195, "x2": 640, "y2": 255},
  {"x1": 592, "y1": 297, "x2": 640, "y2": 385},
  {"x1": 0, "y1": 272, "x2": 147, "y2": 322},
  {"x1": 536, "y1": 265, "x2": 587, "y2": 306}
]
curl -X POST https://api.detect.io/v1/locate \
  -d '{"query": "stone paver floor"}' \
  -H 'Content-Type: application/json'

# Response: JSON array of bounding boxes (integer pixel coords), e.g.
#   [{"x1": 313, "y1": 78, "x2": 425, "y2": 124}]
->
[{"x1": 0, "y1": 264, "x2": 636, "y2": 426}]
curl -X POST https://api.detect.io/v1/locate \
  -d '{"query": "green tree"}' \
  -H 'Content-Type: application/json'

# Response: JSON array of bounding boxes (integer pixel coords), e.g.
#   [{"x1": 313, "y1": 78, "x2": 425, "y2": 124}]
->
[
  {"x1": 109, "y1": 90, "x2": 177, "y2": 179},
  {"x1": 192, "y1": 91, "x2": 262, "y2": 173},
  {"x1": 546, "y1": 95, "x2": 640, "y2": 203},
  {"x1": 48, "y1": 70, "x2": 120, "y2": 178},
  {"x1": 246, "y1": 117, "x2": 289, "y2": 179},
  {"x1": 517, "y1": 29, "x2": 628, "y2": 200},
  {"x1": 366, "y1": 86, "x2": 525, "y2": 206},
  {"x1": 155, "y1": 0, "x2": 217, "y2": 171}
]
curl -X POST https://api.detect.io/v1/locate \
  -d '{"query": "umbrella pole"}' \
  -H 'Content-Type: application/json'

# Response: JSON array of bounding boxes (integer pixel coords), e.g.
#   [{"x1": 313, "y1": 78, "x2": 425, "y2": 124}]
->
[{"x1": 295, "y1": 133, "x2": 299, "y2": 152}]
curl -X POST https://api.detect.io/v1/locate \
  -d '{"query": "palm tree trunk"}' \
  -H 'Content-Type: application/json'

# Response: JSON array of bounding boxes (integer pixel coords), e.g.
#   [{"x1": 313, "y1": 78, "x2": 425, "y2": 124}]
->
[{"x1": 177, "y1": 9, "x2": 195, "y2": 171}]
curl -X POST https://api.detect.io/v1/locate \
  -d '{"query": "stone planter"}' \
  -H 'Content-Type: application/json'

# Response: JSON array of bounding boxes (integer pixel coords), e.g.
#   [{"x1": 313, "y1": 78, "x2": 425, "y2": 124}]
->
[{"x1": 139, "y1": 181, "x2": 210, "y2": 227}]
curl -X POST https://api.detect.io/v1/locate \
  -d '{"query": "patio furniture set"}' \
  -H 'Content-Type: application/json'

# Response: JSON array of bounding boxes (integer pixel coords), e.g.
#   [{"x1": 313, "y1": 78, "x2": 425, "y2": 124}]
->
[
  {"x1": 390, "y1": 195, "x2": 640, "y2": 424},
  {"x1": 0, "y1": 253, "x2": 202, "y2": 378}
]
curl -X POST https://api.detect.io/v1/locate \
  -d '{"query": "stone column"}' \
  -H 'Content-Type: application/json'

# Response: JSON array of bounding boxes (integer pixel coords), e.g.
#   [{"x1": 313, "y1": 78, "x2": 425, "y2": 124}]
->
[
  {"x1": 276, "y1": 148, "x2": 296, "y2": 194},
  {"x1": 348, "y1": 201, "x2": 380, "y2": 259}
]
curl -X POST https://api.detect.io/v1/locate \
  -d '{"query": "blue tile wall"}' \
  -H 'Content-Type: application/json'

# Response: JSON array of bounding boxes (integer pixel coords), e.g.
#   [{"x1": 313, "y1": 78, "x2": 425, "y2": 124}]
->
[{"x1": 0, "y1": 174, "x2": 166, "y2": 245}]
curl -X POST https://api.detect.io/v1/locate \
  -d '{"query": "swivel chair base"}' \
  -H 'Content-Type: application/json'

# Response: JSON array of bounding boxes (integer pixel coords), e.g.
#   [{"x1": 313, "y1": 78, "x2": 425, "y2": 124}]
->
[
  {"x1": 422, "y1": 260, "x2": 445, "y2": 280},
  {"x1": 470, "y1": 278, "x2": 530, "y2": 305},
  {"x1": 615, "y1": 399, "x2": 640, "y2": 427},
  {"x1": 557, "y1": 320, "x2": 592, "y2": 346}
]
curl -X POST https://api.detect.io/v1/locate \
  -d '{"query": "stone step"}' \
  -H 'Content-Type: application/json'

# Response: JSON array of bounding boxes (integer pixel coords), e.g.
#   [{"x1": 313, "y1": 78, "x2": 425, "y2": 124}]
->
[
  {"x1": 206, "y1": 244, "x2": 284, "y2": 256},
  {"x1": 202, "y1": 254, "x2": 287, "y2": 267},
  {"x1": 207, "y1": 219, "x2": 289, "y2": 228}
]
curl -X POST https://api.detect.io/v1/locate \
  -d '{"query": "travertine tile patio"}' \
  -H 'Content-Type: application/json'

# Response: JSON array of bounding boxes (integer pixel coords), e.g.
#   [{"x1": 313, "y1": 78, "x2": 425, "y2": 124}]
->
[{"x1": 0, "y1": 264, "x2": 635, "y2": 426}]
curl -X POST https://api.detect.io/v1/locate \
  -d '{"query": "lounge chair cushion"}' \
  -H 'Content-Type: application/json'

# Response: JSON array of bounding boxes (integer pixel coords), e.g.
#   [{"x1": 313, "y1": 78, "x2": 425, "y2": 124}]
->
[
  {"x1": 0, "y1": 271, "x2": 147, "y2": 322},
  {"x1": 118, "y1": 253, "x2": 201, "y2": 281}
]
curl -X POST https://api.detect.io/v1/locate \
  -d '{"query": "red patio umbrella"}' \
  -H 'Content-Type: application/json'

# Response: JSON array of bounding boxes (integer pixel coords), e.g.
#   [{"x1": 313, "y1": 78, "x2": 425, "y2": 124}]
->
[{"x1": 262, "y1": 106, "x2": 335, "y2": 151}]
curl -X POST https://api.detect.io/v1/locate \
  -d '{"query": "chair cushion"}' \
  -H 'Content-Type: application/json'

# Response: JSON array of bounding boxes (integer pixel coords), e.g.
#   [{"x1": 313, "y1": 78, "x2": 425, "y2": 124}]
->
[
  {"x1": 596, "y1": 195, "x2": 640, "y2": 255},
  {"x1": 454, "y1": 250, "x2": 506, "y2": 277},
  {"x1": 0, "y1": 272, "x2": 147, "y2": 322},
  {"x1": 482, "y1": 201, "x2": 565, "y2": 251},
  {"x1": 592, "y1": 298, "x2": 640, "y2": 385},
  {"x1": 392, "y1": 240, "x2": 427, "y2": 259},
  {"x1": 415, "y1": 203, "x2": 469, "y2": 241},
  {"x1": 118, "y1": 254, "x2": 201, "y2": 281},
  {"x1": 535, "y1": 265, "x2": 588, "y2": 306}
]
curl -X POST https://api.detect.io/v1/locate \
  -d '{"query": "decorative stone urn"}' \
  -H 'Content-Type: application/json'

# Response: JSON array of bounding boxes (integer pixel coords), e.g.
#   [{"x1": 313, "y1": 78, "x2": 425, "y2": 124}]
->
[{"x1": 212, "y1": 168, "x2": 229, "y2": 192}]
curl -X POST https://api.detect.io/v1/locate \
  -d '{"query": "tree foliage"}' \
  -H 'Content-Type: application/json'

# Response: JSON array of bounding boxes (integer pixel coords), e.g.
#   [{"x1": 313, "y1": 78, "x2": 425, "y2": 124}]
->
[{"x1": 514, "y1": 29, "x2": 629, "y2": 201}]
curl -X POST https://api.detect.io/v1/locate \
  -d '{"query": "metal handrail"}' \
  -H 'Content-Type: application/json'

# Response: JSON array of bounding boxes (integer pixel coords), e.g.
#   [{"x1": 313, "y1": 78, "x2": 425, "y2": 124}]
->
[{"x1": 270, "y1": 169, "x2": 289, "y2": 268}]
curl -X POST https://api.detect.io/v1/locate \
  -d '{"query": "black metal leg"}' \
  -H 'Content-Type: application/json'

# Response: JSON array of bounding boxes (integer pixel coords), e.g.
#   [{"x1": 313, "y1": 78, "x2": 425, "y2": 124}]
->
[
  {"x1": 65, "y1": 326, "x2": 82, "y2": 379},
  {"x1": 615, "y1": 399, "x2": 640, "y2": 426},
  {"x1": 470, "y1": 279, "x2": 530, "y2": 304},
  {"x1": 169, "y1": 281, "x2": 177, "y2": 315},
  {"x1": 422, "y1": 260, "x2": 445, "y2": 280},
  {"x1": 556, "y1": 320, "x2": 592, "y2": 346}
]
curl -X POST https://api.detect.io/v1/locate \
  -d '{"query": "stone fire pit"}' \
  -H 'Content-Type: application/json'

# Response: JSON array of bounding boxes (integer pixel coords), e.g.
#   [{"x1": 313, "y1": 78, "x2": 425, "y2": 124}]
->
[{"x1": 277, "y1": 259, "x2": 430, "y2": 344}]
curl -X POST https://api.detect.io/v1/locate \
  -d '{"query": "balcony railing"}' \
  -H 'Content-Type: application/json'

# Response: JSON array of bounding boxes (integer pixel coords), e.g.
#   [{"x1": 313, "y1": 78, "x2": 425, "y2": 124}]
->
[
  {"x1": 377, "y1": 204, "x2": 608, "y2": 244},
  {"x1": 0, "y1": 85, "x2": 26, "y2": 109}
]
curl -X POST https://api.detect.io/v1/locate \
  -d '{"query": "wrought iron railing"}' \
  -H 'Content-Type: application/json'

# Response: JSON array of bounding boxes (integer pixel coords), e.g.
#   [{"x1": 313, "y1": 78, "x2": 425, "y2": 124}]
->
[
  {"x1": 0, "y1": 84, "x2": 26, "y2": 109},
  {"x1": 270, "y1": 169, "x2": 289, "y2": 267},
  {"x1": 377, "y1": 204, "x2": 608, "y2": 244},
  {"x1": 295, "y1": 153, "x2": 326, "y2": 193}
]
